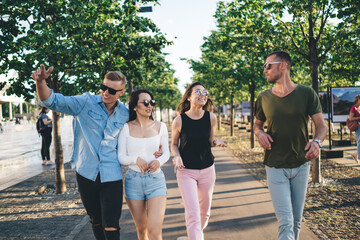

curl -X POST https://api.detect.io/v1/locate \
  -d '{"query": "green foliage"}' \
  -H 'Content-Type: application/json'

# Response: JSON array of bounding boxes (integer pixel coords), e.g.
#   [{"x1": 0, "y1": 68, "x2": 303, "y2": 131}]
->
[
  {"x1": 0, "y1": 0, "x2": 173, "y2": 100},
  {"x1": 268, "y1": 0, "x2": 360, "y2": 92}
]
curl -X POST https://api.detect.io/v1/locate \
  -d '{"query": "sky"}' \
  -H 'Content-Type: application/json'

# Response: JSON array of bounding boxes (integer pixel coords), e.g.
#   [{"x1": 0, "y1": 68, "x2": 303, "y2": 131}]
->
[{"x1": 140, "y1": 0, "x2": 225, "y2": 92}]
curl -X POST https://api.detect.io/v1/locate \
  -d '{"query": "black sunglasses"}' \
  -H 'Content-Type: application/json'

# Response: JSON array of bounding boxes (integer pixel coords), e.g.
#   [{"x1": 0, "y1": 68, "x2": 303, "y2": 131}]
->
[
  {"x1": 100, "y1": 83, "x2": 124, "y2": 95},
  {"x1": 139, "y1": 99, "x2": 156, "y2": 107}
]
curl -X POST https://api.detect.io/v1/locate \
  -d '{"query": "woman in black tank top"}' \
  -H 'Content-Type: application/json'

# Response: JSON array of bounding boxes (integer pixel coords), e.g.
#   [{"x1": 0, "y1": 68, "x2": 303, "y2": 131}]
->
[{"x1": 171, "y1": 82, "x2": 227, "y2": 240}]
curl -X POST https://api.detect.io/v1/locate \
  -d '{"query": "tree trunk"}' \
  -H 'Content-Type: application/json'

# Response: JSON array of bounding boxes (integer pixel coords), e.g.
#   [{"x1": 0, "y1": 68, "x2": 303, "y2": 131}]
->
[
  {"x1": 250, "y1": 81, "x2": 255, "y2": 149},
  {"x1": 217, "y1": 106, "x2": 222, "y2": 131},
  {"x1": 50, "y1": 77, "x2": 67, "y2": 194},
  {"x1": 159, "y1": 102, "x2": 163, "y2": 122},
  {"x1": 52, "y1": 111, "x2": 67, "y2": 193},
  {"x1": 167, "y1": 108, "x2": 171, "y2": 123},
  {"x1": 128, "y1": 79, "x2": 133, "y2": 95},
  {"x1": 230, "y1": 94, "x2": 235, "y2": 137},
  {"x1": 308, "y1": 15, "x2": 321, "y2": 183}
]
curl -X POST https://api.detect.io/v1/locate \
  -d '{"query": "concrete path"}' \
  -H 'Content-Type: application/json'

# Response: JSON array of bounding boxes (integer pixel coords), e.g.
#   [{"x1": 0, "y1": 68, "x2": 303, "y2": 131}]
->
[{"x1": 73, "y1": 147, "x2": 318, "y2": 240}]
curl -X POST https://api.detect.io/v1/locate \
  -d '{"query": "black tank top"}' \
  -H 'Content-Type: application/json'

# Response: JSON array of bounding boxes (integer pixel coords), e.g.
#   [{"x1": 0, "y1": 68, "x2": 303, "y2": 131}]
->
[{"x1": 179, "y1": 111, "x2": 214, "y2": 169}]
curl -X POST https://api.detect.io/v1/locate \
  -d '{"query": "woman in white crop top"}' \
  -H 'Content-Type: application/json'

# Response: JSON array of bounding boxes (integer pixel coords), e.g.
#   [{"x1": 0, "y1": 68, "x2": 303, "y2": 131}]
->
[{"x1": 118, "y1": 89, "x2": 170, "y2": 240}]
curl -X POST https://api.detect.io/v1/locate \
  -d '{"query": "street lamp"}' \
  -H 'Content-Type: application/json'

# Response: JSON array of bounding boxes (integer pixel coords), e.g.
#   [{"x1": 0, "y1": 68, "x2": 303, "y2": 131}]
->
[{"x1": 139, "y1": 6, "x2": 152, "y2": 12}]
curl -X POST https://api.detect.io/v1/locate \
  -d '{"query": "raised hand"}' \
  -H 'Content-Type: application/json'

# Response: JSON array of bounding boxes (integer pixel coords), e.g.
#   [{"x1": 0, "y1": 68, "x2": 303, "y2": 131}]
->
[{"x1": 31, "y1": 64, "x2": 54, "y2": 82}]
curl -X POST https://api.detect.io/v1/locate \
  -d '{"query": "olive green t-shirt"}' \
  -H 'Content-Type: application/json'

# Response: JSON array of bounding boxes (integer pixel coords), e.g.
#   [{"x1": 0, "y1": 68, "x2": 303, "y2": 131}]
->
[{"x1": 255, "y1": 85, "x2": 322, "y2": 168}]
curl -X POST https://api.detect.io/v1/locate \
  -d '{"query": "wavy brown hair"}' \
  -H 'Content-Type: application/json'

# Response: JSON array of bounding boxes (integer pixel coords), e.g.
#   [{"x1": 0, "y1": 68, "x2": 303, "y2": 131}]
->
[{"x1": 177, "y1": 81, "x2": 213, "y2": 114}]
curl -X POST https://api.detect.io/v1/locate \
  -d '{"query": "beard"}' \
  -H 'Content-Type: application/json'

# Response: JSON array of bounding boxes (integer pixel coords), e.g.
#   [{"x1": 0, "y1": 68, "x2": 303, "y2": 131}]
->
[{"x1": 266, "y1": 72, "x2": 281, "y2": 83}]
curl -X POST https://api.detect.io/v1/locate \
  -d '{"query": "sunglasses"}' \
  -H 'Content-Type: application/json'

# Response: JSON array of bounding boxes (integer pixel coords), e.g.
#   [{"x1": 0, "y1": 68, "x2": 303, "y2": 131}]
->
[
  {"x1": 100, "y1": 83, "x2": 124, "y2": 95},
  {"x1": 194, "y1": 89, "x2": 209, "y2": 96},
  {"x1": 263, "y1": 62, "x2": 283, "y2": 70},
  {"x1": 139, "y1": 99, "x2": 156, "y2": 107}
]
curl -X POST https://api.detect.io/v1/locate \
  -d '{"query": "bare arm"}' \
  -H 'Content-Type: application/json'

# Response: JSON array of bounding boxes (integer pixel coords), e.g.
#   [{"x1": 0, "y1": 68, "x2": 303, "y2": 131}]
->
[
  {"x1": 312, "y1": 112, "x2": 327, "y2": 141},
  {"x1": 254, "y1": 119, "x2": 273, "y2": 150},
  {"x1": 42, "y1": 118, "x2": 52, "y2": 125},
  {"x1": 171, "y1": 116, "x2": 181, "y2": 156},
  {"x1": 171, "y1": 116, "x2": 184, "y2": 172},
  {"x1": 31, "y1": 64, "x2": 53, "y2": 101},
  {"x1": 349, "y1": 112, "x2": 360, "y2": 121},
  {"x1": 304, "y1": 112, "x2": 327, "y2": 159},
  {"x1": 209, "y1": 112, "x2": 227, "y2": 147}
]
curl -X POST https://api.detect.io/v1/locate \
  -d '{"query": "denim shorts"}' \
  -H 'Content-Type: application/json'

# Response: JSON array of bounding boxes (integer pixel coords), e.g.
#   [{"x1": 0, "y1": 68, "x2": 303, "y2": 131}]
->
[{"x1": 125, "y1": 168, "x2": 167, "y2": 200}]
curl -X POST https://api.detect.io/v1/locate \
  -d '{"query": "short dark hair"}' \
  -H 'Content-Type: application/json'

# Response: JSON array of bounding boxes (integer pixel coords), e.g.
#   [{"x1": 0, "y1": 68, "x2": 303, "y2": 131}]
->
[
  {"x1": 104, "y1": 71, "x2": 127, "y2": 84},
  {"x1": 268, "y1": 51, "x2": 291, "y2": 67},
  {"x1": 128, "y1": 89, "x2": 154, "y2": 121}
]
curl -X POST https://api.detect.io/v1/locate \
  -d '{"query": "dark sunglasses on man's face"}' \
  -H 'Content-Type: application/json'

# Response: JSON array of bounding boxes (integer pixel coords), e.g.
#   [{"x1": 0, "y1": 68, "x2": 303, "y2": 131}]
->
[
  {"x1": 139, "y1": 99, "x2": 156, "y2": 107},
  {"x1": 100, "y1": 83, "x2": 124, "y2": 95}
]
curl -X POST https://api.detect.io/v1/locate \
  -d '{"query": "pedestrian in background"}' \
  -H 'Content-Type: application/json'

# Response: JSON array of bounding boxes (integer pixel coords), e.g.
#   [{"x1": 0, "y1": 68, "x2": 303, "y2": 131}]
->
[
  {"x1": 349, "y1": 94, "x2": 360, "y2": 163},
  {"x1": 32, "y1": 64, "x2": 129, "y2": 240},
  {"x1": 254, "y1": 51, "x2": 327, "y2": 240},
  {"x1": 171, "y1": 82, "x2": 227, "y2": 240},
  {"x1": 39, "y1": 107, "x2": 52, "y2": 165},
  {"x1": 118, "y1": 89, "x2": 169, "y2": 240}
]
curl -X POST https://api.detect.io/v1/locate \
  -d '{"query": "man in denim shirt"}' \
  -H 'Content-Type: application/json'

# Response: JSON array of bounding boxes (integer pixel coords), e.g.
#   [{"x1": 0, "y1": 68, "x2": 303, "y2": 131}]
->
[{"x1": 32, "y1": 64, "x2": 129, "y2": 240}]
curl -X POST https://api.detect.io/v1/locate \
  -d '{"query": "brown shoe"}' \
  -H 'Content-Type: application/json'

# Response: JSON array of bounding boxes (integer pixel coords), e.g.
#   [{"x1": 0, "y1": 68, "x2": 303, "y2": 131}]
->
[{"x1": 351, "y1": 153, "x2": 359, "y2": 163}]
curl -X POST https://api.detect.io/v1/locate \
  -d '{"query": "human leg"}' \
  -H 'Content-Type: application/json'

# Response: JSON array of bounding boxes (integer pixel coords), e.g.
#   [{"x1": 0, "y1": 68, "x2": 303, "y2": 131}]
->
[
  {"x1": 177, "y1": 169, "x2": 202, "y2": 240},
  {"x1": 126, "y1": 198, "x2": 148, "y2": 240},
  {"x1": 354, "y1": 127, "x2": 360, "y2": 163},
  {"x1": 76, "y1": 173, "x2": 105, "y2": 240},
  {"x1": 197, "y1": 165, "x2": 216, "y2": 230},
  {"x1": 265, "y1": 166, "x2": 294, "y2": 240},
  {"x1": 44, "y1": 128, "x2": 52, "y2": 161},
  {"x1": 100, "y1": 178, "x2": 123, "y2": 240},
  {"x1": 147, "y1": 195, "x2": 167, "y2": 240},
  {"x1": 41, "y1": 135, "x2": 46, "y2": 163},
  {"x1": 290, "y1": 162, "x2": 310, "y2": 240}
]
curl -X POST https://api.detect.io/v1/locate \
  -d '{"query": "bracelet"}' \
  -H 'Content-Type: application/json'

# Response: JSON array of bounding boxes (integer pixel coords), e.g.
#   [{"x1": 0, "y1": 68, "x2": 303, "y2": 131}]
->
[{"x1": 212, "y1": 139, "x2": 217, "y2": 146}]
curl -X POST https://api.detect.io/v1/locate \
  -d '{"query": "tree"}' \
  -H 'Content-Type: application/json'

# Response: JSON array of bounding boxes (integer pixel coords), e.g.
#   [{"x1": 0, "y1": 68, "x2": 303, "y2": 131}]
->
[
  {"x1": 1, "y1": 0, "x2": 171, "y2": 193},
  {"x1": 269, "y1": 0, "x2": 360, "y2": 93}
]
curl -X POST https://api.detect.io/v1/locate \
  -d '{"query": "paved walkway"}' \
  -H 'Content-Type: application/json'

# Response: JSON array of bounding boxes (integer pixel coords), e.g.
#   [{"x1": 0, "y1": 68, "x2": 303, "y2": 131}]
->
[
  {"x1": 73, "y1": 147, "x2": 318, "y2": 240},
  {"x1": 0, "y1": 131, "x2": 358, "y2": 239}
]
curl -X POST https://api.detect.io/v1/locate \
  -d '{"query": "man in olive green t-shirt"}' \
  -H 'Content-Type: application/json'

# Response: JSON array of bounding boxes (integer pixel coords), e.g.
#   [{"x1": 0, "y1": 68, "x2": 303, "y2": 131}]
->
[{"x1": 254, "y1": 51, "x2": 327, "y2": 240}]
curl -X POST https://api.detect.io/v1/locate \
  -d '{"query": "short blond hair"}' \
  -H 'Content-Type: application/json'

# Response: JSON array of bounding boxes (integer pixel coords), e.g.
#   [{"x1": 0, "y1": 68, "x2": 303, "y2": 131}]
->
[{"x1": 104, "y1": 71, "x2": 127, "y2": 85}]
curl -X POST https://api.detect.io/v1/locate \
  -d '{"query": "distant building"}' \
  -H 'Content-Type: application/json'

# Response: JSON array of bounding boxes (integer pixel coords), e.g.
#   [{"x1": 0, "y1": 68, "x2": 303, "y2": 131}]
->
[{"x1": 0, "y1": 83, "x2": 32, "y2": 121}]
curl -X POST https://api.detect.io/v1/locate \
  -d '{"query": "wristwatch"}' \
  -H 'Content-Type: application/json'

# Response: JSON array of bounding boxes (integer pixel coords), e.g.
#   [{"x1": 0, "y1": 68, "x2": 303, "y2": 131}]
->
[{"x1": 313, "y1": 139, "x2": 323, "y2": 148}]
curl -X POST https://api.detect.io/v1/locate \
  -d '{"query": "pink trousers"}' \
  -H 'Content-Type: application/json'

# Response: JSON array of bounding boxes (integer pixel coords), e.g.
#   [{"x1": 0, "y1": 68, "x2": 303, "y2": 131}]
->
[{"x1": 176, "y1": 164, "x2": 216, "y2": 240}]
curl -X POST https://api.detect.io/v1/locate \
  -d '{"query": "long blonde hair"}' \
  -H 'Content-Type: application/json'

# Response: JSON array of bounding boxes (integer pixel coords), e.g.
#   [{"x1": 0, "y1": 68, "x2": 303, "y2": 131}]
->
[{"x1": 177, "y1": 81, "x2": 213, "y2": 114}]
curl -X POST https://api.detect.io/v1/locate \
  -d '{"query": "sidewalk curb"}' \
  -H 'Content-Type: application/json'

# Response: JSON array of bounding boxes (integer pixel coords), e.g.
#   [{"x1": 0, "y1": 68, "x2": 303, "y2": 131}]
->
[{"x1": 65, "y1": 215, "x2": 89, "y2": 240}]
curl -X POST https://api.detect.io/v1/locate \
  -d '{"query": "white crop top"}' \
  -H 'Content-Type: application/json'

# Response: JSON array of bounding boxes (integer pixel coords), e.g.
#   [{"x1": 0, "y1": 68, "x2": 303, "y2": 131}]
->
[{"x1": 118, "y1": 122, "x2": 170, "y2": 173}]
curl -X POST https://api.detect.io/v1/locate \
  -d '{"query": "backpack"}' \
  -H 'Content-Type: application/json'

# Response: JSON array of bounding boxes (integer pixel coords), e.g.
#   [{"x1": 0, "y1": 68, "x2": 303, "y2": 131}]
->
[{"x1": 36, "y1": 116, "x2": 47, "y2": 135}]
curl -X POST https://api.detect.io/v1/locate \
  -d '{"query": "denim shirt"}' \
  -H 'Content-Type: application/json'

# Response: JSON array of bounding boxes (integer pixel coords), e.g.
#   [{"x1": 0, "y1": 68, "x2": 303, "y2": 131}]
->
[{"x1": 40, "y1": 90, "x2": 129, "y2": 182}]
